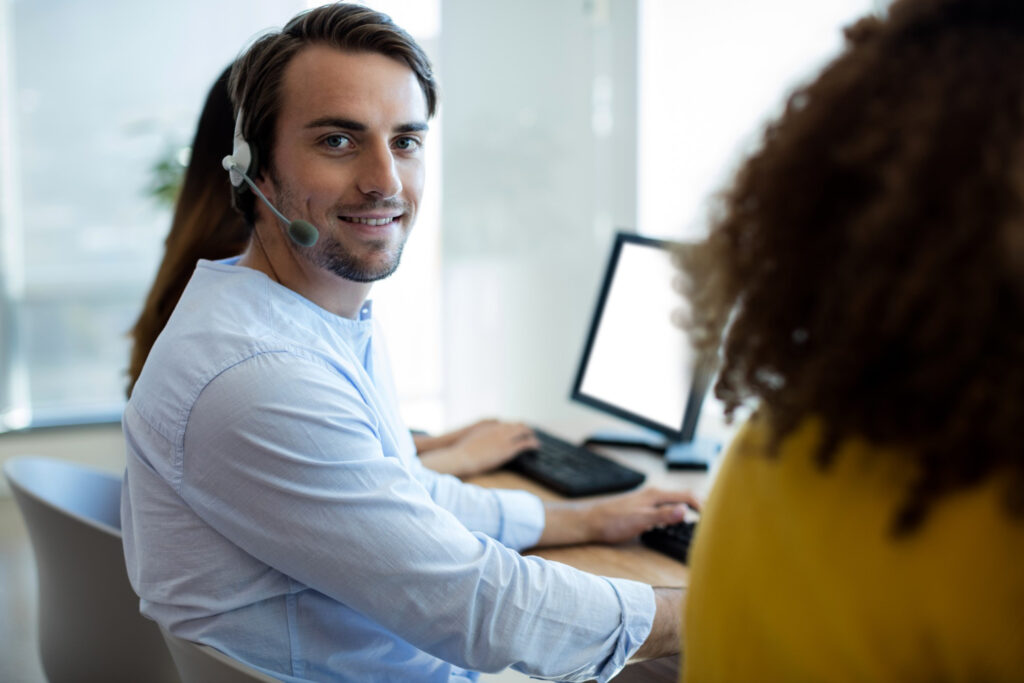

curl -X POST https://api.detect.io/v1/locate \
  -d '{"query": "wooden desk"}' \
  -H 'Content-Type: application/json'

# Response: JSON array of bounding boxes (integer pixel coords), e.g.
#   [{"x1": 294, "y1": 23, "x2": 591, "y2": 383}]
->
[{"x1": 466, "y1": 444, "x2": 709, "y2": 682}]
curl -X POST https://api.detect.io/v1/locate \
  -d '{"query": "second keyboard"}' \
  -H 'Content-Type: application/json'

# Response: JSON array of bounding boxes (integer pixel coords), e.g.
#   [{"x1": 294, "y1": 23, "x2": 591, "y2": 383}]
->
[{"x1": 505, "y1": 428, "x2": 646, "y2": 497}]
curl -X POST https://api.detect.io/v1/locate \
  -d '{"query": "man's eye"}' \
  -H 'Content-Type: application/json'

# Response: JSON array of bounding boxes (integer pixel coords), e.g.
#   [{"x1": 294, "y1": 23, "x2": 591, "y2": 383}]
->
[
  {"x1": 324, "y1": 134, "x2": 351, "y2": 149},
  {"x1": 394, "y1": 136, "x2": 420, "y2": 151}
]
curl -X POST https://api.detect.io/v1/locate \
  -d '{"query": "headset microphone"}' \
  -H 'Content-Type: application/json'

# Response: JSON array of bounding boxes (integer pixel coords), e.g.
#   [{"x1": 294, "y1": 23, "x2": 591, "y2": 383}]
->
[
  {"x1": 221, "y1": 156, "x2": 320, "y2": 247},
  {"x1": 222, "y1": 112, "x2": 320, "y2": 248}
]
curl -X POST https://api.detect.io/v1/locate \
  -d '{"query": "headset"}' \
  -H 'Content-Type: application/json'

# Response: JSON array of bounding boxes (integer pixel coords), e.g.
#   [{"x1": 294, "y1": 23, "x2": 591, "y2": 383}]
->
[{"x1": 221, "y1": 112, "x2": 320, "y2": 247}]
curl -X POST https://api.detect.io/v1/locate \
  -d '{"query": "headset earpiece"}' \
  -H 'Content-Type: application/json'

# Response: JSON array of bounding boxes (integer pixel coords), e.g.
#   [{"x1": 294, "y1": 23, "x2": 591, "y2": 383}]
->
[
  {"x1": 224, "y1": 112, "x2": 253, "y2": 189},
  {"x1": 219, "y1": 110, "x2": 319, "y2": 248}
]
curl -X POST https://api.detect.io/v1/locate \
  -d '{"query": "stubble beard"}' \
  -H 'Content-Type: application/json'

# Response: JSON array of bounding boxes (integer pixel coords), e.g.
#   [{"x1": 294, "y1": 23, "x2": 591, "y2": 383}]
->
[
  {"x1": 270, "y1": 172, "x2": 409, "y2": 283},
  {"x1": 313, "y1": 231, "x2": 405, "y2": 283}
]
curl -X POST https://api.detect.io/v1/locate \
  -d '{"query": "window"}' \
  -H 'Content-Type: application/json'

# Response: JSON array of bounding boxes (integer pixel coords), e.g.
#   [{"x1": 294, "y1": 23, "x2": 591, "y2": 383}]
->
[{"x1": 639, "y1": 0, "x2": 884, "y2": 241}]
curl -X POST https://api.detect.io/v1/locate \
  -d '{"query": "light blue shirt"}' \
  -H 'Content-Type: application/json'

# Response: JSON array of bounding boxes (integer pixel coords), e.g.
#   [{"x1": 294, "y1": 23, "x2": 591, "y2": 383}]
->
[{"x1": 121, "y1": 258, "x2": 654, "y2": 682}]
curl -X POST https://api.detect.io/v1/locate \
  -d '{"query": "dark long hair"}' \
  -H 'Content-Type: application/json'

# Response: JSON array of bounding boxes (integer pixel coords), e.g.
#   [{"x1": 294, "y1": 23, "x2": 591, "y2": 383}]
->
[
  {"x1": 126, "y1": 66, "x2": 250, "y2": 395},
  {"x1": 679, "y1": 0, "x2": 1024, "y2": 533}
]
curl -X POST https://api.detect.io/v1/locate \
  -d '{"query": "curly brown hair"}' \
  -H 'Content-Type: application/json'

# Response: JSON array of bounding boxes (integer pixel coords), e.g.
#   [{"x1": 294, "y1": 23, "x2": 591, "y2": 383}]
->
[{"x1": 678, "y1": 0, "x2": 1024, "y2": 534}]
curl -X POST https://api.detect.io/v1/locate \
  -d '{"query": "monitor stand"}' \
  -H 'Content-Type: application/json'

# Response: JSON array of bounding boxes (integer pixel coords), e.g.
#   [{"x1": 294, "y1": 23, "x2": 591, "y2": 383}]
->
[
  {"x1": 664, "y1": 438, "x2": 720, "y2": 470},
  {"x1": 583, "y1": 429, "x2": 720, "y2": 470}
]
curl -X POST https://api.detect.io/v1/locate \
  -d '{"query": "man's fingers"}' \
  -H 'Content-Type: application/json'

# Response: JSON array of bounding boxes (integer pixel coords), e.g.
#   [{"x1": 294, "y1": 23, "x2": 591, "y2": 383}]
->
[
  {"x1": 643, "y1": 487, "x2": 702, "y2": 512},
  {"x1": 507, "y1": 430, "x2": 539, "y2": 455},
  {"x1": 518, "y1": 436, "x2": 540, "y2": 452},
  {"x1": 513, "y1": 422, "x2": 534, "y2": 438},
  {"x1": 498, "y1": 423, "x2": 535, "y2": 443},
  {"x1": 648, "y1": 503, "x2": 688, "y2": 528}
]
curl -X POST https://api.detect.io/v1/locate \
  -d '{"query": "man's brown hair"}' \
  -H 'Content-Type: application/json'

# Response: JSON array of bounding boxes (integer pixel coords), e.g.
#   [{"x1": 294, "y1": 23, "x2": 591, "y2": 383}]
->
[{"x1": 679, "y1": 0, "x2": 1024, "y2": 533}]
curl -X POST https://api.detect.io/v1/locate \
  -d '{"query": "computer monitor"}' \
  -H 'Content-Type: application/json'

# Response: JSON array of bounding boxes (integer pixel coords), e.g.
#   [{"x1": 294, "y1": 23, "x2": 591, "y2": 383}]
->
[{"x1": 570, "y1": 231, "x2": 719, "y2": 469}]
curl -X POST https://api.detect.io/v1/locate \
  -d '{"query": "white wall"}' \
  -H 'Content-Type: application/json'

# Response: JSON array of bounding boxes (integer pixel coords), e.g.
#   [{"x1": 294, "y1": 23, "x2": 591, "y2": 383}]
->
[
  {"x1": 439, "y1": 0, "x2": 640, "y2": 432},
  {"x1": 639, "y1": 0, "x2": 880, "y2": 242}
]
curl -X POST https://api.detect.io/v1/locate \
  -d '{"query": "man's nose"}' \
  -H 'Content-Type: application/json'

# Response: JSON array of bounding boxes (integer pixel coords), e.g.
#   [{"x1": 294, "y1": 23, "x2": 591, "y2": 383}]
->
[{"x1": 356, "y1": 141, "x2": 402, "y2": 198}]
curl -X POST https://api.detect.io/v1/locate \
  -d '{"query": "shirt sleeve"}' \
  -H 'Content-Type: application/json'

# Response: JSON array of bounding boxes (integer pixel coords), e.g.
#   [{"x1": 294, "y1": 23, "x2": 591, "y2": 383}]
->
[
  {"x1": 407, "y1": 453, "x2": 546, "y2": 550},
  {"x1": 181, "y1": 351, "x2": 654, "y2": 682},
  {"x1": 367, "y1": 319, "x2": 546, "y2": 549}
]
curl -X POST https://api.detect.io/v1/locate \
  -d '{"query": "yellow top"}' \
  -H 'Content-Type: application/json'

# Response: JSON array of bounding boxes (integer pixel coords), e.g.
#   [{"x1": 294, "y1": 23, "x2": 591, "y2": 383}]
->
[{"x1": 683, "y1": 416, "x2": 1024, "y2": 682}]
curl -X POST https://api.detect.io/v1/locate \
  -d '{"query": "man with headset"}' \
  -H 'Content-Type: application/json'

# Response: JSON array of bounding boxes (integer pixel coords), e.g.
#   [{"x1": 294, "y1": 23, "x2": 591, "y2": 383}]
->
[{"x1": 121, "y1": 4, "x2": 692, "y2": 681}]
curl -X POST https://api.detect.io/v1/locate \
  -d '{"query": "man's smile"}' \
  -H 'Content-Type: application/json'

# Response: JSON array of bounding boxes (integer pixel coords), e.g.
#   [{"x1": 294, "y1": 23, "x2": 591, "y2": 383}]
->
[{"x1": 339, "y1": 215, "x2": 401, "y2": 226}]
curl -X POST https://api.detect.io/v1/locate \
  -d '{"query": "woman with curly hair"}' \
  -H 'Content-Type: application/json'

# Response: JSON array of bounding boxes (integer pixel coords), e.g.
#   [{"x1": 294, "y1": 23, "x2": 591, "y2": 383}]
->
[{"x1": 679, "y1": 0, "x2": 1024, "y2": 678}]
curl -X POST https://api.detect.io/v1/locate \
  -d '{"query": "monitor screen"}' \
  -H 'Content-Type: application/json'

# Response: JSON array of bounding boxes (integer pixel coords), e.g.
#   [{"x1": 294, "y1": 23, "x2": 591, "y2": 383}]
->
[{"x1": 571, "y1": 232, "x2": 710, "y2": 442}]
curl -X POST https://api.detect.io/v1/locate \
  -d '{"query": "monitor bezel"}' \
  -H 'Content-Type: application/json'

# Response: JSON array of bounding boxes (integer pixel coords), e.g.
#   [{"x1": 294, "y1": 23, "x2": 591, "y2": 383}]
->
[{"x1": 570, "y1": 231, "x2": 712, "y2": 443}]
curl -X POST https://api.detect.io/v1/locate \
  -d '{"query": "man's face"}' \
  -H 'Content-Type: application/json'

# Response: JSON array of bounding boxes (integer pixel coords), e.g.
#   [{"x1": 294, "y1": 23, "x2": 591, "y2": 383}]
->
[{"x1": 262, "y1": 45, "x2": 428, "y2": 282}]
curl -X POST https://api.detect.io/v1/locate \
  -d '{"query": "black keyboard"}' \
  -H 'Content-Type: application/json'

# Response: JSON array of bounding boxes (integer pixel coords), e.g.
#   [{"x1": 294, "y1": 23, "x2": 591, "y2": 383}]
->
[
  {"x1": 640, "y1": 520, "x2": 697, "y2": 564},
  {"x1": 505, "y1": 428, "x2": 646, "y2": 497}
]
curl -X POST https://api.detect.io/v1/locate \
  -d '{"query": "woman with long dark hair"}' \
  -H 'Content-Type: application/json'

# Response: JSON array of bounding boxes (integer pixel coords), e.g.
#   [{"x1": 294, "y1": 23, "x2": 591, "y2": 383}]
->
[{"x1": 127, "y1": 66, "x2": 248, "y2": 397}]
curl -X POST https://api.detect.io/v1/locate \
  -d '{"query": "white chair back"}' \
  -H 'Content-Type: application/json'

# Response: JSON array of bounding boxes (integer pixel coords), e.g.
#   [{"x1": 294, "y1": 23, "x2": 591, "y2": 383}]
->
[
  {"x1": 4, "y1": 455, "x2": 180, "y2": 683},
  {"x1": 159, "y1": 625, "x2": 281, "y2": 682}
]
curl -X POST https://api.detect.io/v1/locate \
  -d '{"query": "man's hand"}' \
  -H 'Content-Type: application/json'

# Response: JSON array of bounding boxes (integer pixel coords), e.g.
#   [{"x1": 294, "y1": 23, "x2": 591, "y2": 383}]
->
[
  {"x1": 412, "y1": 418, "x2": 498, "y2": 453},
  {"x1": 536, "y1": 487, "x2": 700, "y2": 548},
  {"x1": 416, "y1": 420, "x2": 539, "y2": 477}
]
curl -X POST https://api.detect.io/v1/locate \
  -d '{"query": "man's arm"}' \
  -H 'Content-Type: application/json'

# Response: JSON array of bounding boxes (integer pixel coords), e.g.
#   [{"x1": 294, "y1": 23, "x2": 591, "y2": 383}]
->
[
  {"x1": 632, "y1": 587, "x2": 684, "y2": 661},
  {"x1": 530, "y1": 482, "x2": 695, "y2": 665},
  {"x1": 536, "y1": 487, "x2": 699, "y2": 548}
]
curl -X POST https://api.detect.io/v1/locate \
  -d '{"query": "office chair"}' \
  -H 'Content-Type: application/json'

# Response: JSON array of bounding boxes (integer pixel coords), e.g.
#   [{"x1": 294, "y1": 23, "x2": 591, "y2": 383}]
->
[
  {"x1": 159, "y1": 625, "x2": 280, "y2": 682},
  {"x1": 3, "y1": 455, "x2": 180, "y2": 683}
]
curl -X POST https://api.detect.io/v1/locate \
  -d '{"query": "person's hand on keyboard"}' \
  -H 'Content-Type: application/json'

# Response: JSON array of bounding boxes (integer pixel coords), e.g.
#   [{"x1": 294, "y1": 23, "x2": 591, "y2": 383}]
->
[
  {"x1": 416, "y1": 420, "x2": 540, "y2": 477},
  {"x1": 536, "y1": 487, "x2": 701, "y2": 547}
]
